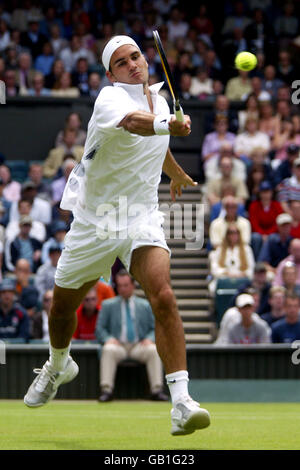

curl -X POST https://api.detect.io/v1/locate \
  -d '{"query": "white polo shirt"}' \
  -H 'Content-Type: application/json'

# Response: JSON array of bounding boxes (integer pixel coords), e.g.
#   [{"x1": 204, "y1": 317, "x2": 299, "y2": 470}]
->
[{"x1": 61, "y1": 81, "x2": 170, "y2": 230}]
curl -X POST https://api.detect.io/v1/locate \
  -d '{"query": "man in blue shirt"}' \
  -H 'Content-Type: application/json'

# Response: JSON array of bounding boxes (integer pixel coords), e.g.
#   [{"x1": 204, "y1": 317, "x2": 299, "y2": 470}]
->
[
  {"x1": 272, "y1": 293, "x2": 300, "y2": 343},
  {"x1": 0, "y1": 279, "x2": 29, "y2": 341}
]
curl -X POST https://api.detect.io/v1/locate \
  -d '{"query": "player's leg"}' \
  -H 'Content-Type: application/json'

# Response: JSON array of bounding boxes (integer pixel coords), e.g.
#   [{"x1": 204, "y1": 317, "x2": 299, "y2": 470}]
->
[
  {"x1": 130, "y1": 245, "x2": 210, "y2": 435},
  {"x1": 24, "y1": 278, "x2": 99, "y2": 408}
]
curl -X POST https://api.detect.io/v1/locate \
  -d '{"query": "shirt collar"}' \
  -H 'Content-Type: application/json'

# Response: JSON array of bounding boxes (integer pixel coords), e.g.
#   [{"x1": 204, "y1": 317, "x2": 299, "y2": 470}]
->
[{"x1": 113, "y1": 81, "x2": 164, "y2": 97}]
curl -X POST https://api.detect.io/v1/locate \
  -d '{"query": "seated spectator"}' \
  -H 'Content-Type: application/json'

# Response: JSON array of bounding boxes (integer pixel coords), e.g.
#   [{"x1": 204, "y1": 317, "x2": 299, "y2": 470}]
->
[
  {"x1": 166, "y1": 6, "x2": 189, "y2": 43},
  {"x1": 248, "y1": 181, "x2": 283, "y2": 242},
  {"x1": 73, "y1": 287, "x2": 100, "y2": 341},
  {"x1": 273, "y1": 118, "x2": 300, "y2": 165},
  {"x1": 0, "y1": 278, "x2": 29, "y2": 341},
  {"x1": 259, "y1": 101, "x2": 280, "y2": 145},
  {"x1": 204, "y1": 142, "x2": 247, "y2": 183},
  {"x1": 41, "y1": 220, "x2": 67, "y2": 264},
  {"x1": 4, "y1": 69, "x2": 20, "y2": 97},
  {"x1": 246, "y1": 160, "x2": 274, "y2": 204},
  {"x1": 96, "y1": 270, "x2": 168, "y2": 402},
  {"x1": 49, "y1": 24, "x2": 69, "y2": 58},
  {"x1": 44, "y1": 58, "x2": 65, "y2": 89},
  {"x1": 230, "y1": 262, "x2": 272, "y2": 316},
  {"x1": 0, "y1": 164, "x2": 21, "y2": 202},
  {"x1": 28, "y1": 163, "x2": 52, "y2": 202},
  {"x1": 5, "y1": 198, "x2": 46, "y2": 243},
  {"x1": 14, "y1": 258, "x2": 39, "y2": 316},
  {"x1": 44, "y1": 128, "x2": 84, "y2": 179},
  {"x1": 234, "y1": 117, "x2": 271, "y2": 163},
  {"x1": 209, "y1": 183, "x2": 247, "y2": 222},
  {"x1": 9, "y1": 181, "x2": 52, "y2": 226},
  {"x1": 51, "y1": 158, "x2": 76, "y2": 205},
  {"x1": 25, "y1": 71, "x2": 51, "y2": 97},
  {"x1": 276, "y1": 50, "x2": 297, "y2": 85},
  {"x1": 85, "y1": 72, "x2": 102, "y2": 99},
  {"x1": 243, "y1": 76, "x2": 271, "y2": 102},
  {"x1": 261, "y1": 286, "x2": 286, "y2": 326},
  {"x1": 281, "y1": 261, "x2": 300, "y2": 296},
  {"x1": 30, "y1": 289, "x2": 53, "y2": 341},
  {"x1": 178, "y1": 72, "x2": 194, "y2": 101},
  {"x1": 34, "y1": 41, "x2": 55, "y2": 77},
  {"x1": 209, "y1": 223, "x2": 255, "y2": 294},
  {"x1": 273, "y1": 238, "x2": 300, "y2": 287},
  {"x1": 261, "y1": 65, "x2": 284, "y2": 100},
  {"x1": 20, "y1": 15, "x2": 47, "y2": 60},
  {"x1": 225, "y1": 69, "x2": 252, "y2": 101},
  {"x1": 15, "y1": 52, "x2": 35, "y2": 93},
  {"x1": 95, "y1": 279, "x2": 115, "y2": 308},
  {"x1": 51, "y1": 71, "x2": 80, "y2": 98},
  {"x1": 0, "y1": 18, "x2": 10, "y2": 52},
  {"x1": 6, "y1": 215, "x2": 42, "y2": 273},
  {"x1": 271, "y1": 293, "x2": 300, "y2": 343},
  {"x1": 209, "y1": 195, "x2": 251, "y2": 249},
  {"x1": 206, "y1": 155, "x2": 249, "y2": 208},
  {"x1": 258, "y1": 213, "x2": 293, "y2": 276},
  {"x1": 238, "y1": 93, "x2": 260, "y2": 133},
  {"x1": 0, "y1": 177, "x2": 11, "y2": 227},
  {"x1": 273, "y1": 144, "x2": 299, "y2": 188},
  {"x1": 201, "y1": 116, "x2": 236, "y2": 172},
  {"x1": 59, "y1": 34, "x2": 95, "y2": 73},
  {"x1": 204, "y1": 94, "x2": 238, "y2": 134},
  {"x1": 219, "y1": 293, "x2": 271, "y2": 344},
  {"x1": 274, "y1": 3, "x2": 299, "y2": 41},
  {"x1": 290, "y1": 200, "x2": 300, "y2": 238},
  {"x1": 189, "y1": 66, "x2": 213, "y2": 100},
  {"x1": 55, "y1": 112, "x2": 87, "y2": 148},
  {"x1": 34, "y1": 243, "x2": 62, "y2": 302},
  {"x1": 278, "y1": 157, "x2": 300, "y2": 214},
  {"x1": 71, "y1": 57, "x2": 89, "y2": 95}
]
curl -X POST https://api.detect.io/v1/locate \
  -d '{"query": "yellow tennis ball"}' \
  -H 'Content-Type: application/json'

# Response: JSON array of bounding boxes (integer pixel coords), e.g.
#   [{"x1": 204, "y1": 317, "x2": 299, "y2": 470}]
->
[{"x1": 235, "y1": 51, "x2": 257, "y2": 71}]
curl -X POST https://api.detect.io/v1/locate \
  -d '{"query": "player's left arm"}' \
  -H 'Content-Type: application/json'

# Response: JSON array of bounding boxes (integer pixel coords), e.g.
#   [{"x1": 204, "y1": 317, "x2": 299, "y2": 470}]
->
[{"x1": 163, "y1": 148, "x2": 198, "y2": 201}]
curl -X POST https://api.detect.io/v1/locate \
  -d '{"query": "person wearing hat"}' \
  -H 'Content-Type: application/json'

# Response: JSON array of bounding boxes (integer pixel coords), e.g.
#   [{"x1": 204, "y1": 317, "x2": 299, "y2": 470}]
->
[
  {"x1": 273, "y1": 144, "x2": 300, "y2": 188},
  {"x1": 221, "y1": 293, "x2": 271, "y2": 344},
  {"x1": 6, "y1": 215, "x2": 42, "y2": 273},
  {"x1": 41, "y1": 220, "x2": 67, "y2": 264},
  {"x1": 0, "y1": 278, "x2": 29, "y2": 341},
  {"x1": 278, "y1": 157, "x2": 300, "y2": 214},
  {"x1": 248, "y1": 180, "x2": 283, "y2": 240},
  {"x1": 258, "y1": 213, "x2": 293, "y2": 276},
  {"x1": 5, "y1": 198, "x2": 46, "y2": 243},
  {"x1": 24, "y1": 35, "x2": 211, "y2": 435}
]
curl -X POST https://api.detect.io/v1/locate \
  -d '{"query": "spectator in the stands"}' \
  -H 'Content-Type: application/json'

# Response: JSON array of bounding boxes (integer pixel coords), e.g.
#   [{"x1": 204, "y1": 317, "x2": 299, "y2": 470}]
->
[
  {"x1": 34, "y1": 243, "x2": 62, "y2": 302},
  {"x1": 4, "y1": 69, "x2": 20, "y2": 97},
  {"x1": 0, "y1": 18, "x2": 10, "y2": 52},
  {"x1": 225, "y1": 69, "x2": 252, "y2": 102},
  {"x1": 55, "y1": 112, "x2": 87, "y2": 148},
  {"x1": 220, "y1": 293, "x2": 271, "y2": 344},
  {"x1": 281, "y1": 261, "x2": 300, "y2": 297},
  {"x1": 59, "y1": 34, "x2": 95, "y2": 73},
  {"x1": 49, "y1": 24, "x2": 69, "y2": 59},
  {"x1": 94, "y1": 279, "x2": 115, "y2": 308},
  {"x1": 273, "y1": 144, "x2": 300, "y2": 188},
  {"x1": 6, "y1": 215, "x2": 42, "y2": 273},
  {"x1": 20, "y1": 15, "x2": 48, "y2": 59},
  {"x1": 205, "y1": 94, "x2": 238, "y2": 134},
  {"x1": 34, "y1": 41, "x2": 55, "y2": 77},
  {"x1": 209, "y1": 195, "x2": 251, "y2": 249},
  {"x1": 243, "y1": 76, "x2": 271, "y2": 102},
  {"x1": 28, "y1": 163, "x2": 52, "y2": 202},
  {"x1": 278, "y1": 158, "x2": 300, "y2": 214},
  {"x1": 273, "y1": 238, "x2": 300, "y2": 287},
  {"x1": 209, "y1": 183, "x2": 247, "y2": 222},
  {"x1": 238, "y1": 93, "x2": 260, "y2": 133},
  {"x1": 71, "y1": 57, "x2": 89, "y2": 95},
  {"x1": 206, "y1": 155, "x2": 249, "y2": 208},
  {"x1": 43, "y1": 128, "x2": 84, "y2": 178},
  {"x1": 25, "y1": 71, "x2": 51, "y2": 97},
  {"x1": 84, "y1": 72, "x2": 102, "y2": 99},
  {"x1": 0, "y1": 164, "x2": 21, "y2": 202},
  {"x1": 290, "y1": 200, "x2": 300, "y2": 239},
  {"x1": 244, "y1": 8, "x2": 275, "y2": 62},
  {"x1": 9, "y1": 181, "x2": 52, "y2": 226},
  {"x1": 202, "y1": 116, "x2": 236, "y2": 173},
  {"x1": 274, "y1": 2, "x2": 299, "y2": 42},
  {"x1": 0, "y1": 177, "x2": 11, "y2": 227},
  {"x1": 271, "y1": 293, "x2": 300, "y2": 343},
  {"x1": 259, "y1": 101, "x2": 280, "y2": 145},
  {"x1": 5, "y1": 198, "x2": 46, "y2": 243},
  {"x1": 14, "y1": 258, "x2": 39, "y2": 316},
  {"x1": 30, "y1": 289, "x2": 53, "y2": 341},
  {"x1": 276, "y1": 50, "x2": 297, "y2": 85},
  {"x1": 273, "y1": 118, "x2": 300, "y2": 164},
  {"x1": 166, "y1": 6, "x2": 189, "y2": 43},
  {"x1": 221, "y1": 1, "x2": 251, "y2": 37},
  {"x1": 261, "y1": 65, "x2": 284, "y2": 99},
  {"x1": 261, "y1": 286, "x2": 286, "y2": 326},
  {"x1": 205, "y1": 142, "x2": 247, "y2": 183},
  {"x1": 51, "y1": 71, "x2": 80, "y2": 98},
  {"x1": 234, "y1": 117, "x2": 271, "y2": 163},
  {"x1": 248, "y1": 180, "x2": 283, "y2": 241},
  {"x1": 209, "y1": 223, "x2": 255, "y2": 294},
  {"x1": 189, "y1": 66, "x2": 213, "y2": 100},
  {"x1": 44, "y1": 58, "x2": 65, "y2": 89},
  {"x1": 73, "y1": 287, "x2": 100, "y2": 341},
  {"x1": 41, "y1": 220, "x2": 67, "y2": 264},
  {"x1": 258, "y1": 213, "x2": 293, "y2": 276},
  {"x1": 0, "y1": 278, "x2": 29, "y2": 341},
  {"x1": 51, "y1": 158, "x2": 76, "y2": 205}
]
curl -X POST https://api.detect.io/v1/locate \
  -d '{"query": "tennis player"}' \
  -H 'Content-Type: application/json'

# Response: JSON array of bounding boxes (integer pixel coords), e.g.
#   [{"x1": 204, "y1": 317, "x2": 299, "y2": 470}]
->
[{"x1": 24, "y1": 36, "x2": 210, "y2": 435}]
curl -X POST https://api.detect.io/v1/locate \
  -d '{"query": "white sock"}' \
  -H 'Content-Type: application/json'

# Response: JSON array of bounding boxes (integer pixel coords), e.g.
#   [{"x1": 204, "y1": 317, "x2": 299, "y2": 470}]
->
[
  {"x1": 49, "y1": 344, "x2": 71, "y2": 372},
  {"x1": 165, "y1": 370, "x2": 189, "y2": 403}
]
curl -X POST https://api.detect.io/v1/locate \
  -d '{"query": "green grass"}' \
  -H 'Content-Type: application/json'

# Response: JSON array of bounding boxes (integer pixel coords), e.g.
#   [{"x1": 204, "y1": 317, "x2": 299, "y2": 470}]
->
[{"x1": 1, "y1": 400, "x2": 300, "y2": 450}]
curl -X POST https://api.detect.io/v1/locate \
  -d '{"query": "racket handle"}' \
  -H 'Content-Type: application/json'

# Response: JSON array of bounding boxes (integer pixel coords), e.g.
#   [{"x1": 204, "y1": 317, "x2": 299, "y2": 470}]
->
[{"x1": 174, "y1": 103, "x2": 184, "y2": 122}]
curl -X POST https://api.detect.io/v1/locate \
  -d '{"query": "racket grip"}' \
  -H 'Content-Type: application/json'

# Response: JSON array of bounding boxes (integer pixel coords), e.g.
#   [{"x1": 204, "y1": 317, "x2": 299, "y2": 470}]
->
[{"x1": 174, "y1": 104, "x2": 184, "y2": 122}]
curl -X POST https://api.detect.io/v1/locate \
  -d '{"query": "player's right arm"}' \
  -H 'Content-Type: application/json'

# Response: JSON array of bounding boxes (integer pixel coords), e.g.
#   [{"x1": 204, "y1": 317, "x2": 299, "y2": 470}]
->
[{"x1": 118, "y1": 110, "x2": 191, "y2": 137}]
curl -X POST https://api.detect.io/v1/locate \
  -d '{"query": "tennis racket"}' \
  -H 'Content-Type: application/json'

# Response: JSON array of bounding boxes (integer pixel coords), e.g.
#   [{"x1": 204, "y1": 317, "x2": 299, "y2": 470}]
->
[{"x1": 153, "y1": 29, "x2": 184, "y2": 122}]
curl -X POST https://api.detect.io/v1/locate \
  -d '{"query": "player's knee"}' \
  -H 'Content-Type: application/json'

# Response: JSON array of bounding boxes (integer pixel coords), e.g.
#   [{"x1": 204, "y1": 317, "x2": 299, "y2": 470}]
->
[{"x1": 150, "y1": 285, "x2": 176, "y2": 318}]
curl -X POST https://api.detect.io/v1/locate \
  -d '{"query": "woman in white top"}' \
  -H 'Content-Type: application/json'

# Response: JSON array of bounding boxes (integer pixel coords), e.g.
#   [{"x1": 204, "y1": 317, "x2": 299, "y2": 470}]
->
[
  {"x1": 234, "y1": 116, "x2": 271, "y2": 160},
  {"x1": 209, "y1": 222, "x2": 255, "y2": 294}
]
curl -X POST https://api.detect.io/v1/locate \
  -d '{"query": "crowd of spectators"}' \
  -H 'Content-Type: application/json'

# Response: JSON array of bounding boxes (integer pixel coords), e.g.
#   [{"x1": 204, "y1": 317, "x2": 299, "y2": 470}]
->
[{"x1": 1, "y1": 0, "x2": 300, "y2": 345}]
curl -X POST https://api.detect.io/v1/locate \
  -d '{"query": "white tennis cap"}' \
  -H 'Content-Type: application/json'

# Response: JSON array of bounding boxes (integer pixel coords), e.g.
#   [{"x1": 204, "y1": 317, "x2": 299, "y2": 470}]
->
[
  {"x1": 236, "y1": 294, "x2": 254, "y2": 308},
  {"x1": 102, "y1": 35, "x2": 141, "y2": 71}
]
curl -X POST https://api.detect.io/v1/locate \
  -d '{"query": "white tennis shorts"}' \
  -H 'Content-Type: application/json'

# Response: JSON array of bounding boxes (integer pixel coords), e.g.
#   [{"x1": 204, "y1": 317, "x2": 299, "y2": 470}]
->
[{"x1": 55, "y1": 210, "x2": 170, "y2": 289}]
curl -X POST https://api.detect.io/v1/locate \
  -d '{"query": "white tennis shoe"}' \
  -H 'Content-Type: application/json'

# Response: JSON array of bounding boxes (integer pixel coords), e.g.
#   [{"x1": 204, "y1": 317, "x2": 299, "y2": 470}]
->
[
  {"x1": 24, "y1": 357, "x2": 79, "y2": 407},
  {"x1": 171, "y1": 395, "x2": 210, "y2": 435}
]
